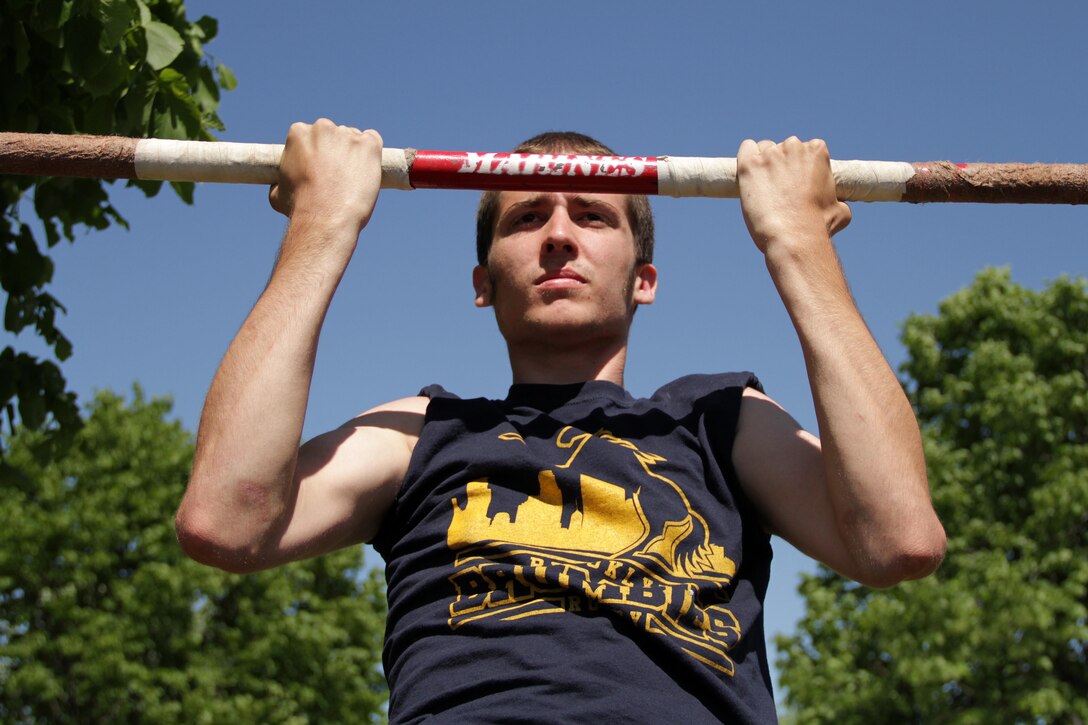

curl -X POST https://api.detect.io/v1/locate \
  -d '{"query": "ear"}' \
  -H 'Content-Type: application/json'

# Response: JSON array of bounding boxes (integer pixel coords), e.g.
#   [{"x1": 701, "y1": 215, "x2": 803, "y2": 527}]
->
[
  {"x1": 472, "y1": 265, "x2": 492, "y2": 307},
  {"x1": 632, "y1": 263, "x2": 658, "y2": 306}
]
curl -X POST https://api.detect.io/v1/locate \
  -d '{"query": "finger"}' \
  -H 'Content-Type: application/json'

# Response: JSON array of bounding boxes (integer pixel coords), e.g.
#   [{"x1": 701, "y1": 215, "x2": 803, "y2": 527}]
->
[
  {"x1": 285, "y1": 121, "x2": 311, "y2": 144},
  {"x1": 756, "y1": 139, "x2": 776, "y2": 152},
  {"x1": 737, "y1": 138, "x2": 759, "y2": 159},
  {"x1": 805, "y1": 138, "x2": 831, "y2": 160}
]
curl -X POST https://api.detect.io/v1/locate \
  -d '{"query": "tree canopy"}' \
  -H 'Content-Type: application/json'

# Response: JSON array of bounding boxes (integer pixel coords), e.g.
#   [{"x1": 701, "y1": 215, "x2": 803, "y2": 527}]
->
[
  {"x1": 0, "y1": 390, "x2": 388, "y2": 723},
  {"x1": 776, "y1": 268, "x2": 1088, "y2": 723},
  {"x1": 0, "y1": 0, "x2": 235, "y2": 450}
]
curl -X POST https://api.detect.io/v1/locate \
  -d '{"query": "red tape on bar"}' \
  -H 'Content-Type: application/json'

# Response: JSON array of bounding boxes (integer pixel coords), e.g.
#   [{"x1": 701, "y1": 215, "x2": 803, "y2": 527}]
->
[{"x1": 408, "y1": 150, "x2": 660, "y2": 194}]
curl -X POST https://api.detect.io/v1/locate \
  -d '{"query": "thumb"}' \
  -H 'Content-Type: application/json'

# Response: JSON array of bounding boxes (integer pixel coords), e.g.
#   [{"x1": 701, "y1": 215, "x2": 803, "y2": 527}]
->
[{"x1": 268, "y1": 183, "x2": 288, "y2": 216}]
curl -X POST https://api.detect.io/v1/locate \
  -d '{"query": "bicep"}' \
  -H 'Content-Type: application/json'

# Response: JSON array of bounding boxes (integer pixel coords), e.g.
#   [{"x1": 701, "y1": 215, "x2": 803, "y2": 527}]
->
[
  {"x1": 272, "y1": 396, "x2": 428, "y2": 564},
  {"x1": 732, "y1": 388, "x2": 859, "y2": 579}
]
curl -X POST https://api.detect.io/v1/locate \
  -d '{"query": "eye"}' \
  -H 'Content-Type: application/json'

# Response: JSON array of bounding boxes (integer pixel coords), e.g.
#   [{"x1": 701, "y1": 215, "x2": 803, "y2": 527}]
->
[
  {"x1": 579, "y1": 210, "x2": 611, "y2": 227},
  {"x1": 508, "y1": 211, "x2": 544, "y2": 230}
]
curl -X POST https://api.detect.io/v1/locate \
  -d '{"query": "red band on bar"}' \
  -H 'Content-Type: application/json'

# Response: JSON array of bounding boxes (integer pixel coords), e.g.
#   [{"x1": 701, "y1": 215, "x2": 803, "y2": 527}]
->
[{"x1": 408, "y1": 150, "x2": 660, "y2": 194}]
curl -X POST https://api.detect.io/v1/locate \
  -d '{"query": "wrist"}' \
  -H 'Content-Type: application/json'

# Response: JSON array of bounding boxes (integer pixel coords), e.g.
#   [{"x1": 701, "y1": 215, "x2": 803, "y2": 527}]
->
[
  {"x1": 762, "y1": 232, "x2": 856, "y2": 317},
  {"x1": 762, "y1": 230, "x2": 834, "y2": 271},
  {"x1": 289, "y1": 199, "x2": 371, "y2": 234},
  {"x1": 276, "y1": 213, "x2": 361, "y2": 274}
]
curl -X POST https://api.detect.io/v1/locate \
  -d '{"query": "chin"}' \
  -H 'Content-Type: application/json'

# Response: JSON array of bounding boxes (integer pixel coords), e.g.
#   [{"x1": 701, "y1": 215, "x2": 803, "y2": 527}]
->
[{"x1": 507, "y1": 313, "x2": 629, "y2": 348}]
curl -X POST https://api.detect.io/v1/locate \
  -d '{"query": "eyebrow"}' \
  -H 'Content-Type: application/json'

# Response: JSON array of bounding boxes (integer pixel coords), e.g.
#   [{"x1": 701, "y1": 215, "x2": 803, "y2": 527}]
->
[{"x1": 502, "y1": 194, "x2": 622, "y2": 216}]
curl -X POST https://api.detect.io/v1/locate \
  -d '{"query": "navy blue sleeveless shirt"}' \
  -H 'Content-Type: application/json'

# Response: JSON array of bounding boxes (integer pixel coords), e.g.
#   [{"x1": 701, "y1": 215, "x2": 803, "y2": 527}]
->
[{"x1": 372, "y1": 373, "x2": 777, "y2": 723}]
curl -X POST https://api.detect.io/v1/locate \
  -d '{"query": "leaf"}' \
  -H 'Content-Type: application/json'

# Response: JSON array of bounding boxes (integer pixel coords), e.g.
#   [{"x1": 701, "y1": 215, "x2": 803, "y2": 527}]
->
[
  {"x1": 152, "y1": 69, "x2": 208, "y2": 140},
  {"x1": 37, "y1": 102, "x2": 76, "y2": 135},
  {"x1": 169, "y1": 181, "x2": 194, "y2": 205},
  {"x1": 95, "y1": 0, "x2": 135, "y2": 51},
  {"x1": 0, "y1": 347, "x2": 16, "y2": 403},
  {"x1": 216, "y1": 63, "x2": 237, "y2": 91},
  {"x1": 81, "y1": 58, "x2": 129, "y2": 100},
  {"x1": 128, "y1": 179, "x2": 164, "y2": 198},
  {"x1": 53, "y1": 332, "x2": 73, "y2": 362},
  {"x1": 121, "y1": 78, "x2": 159, "y2": 134},
  {"x1": 143, "y1": 20, "x2": 184, "y2": 71},
  {"x1": 35, "y1": 0, "x2": 75, "y2": 31},
  {"x1": 193, "y1": 15, "x2": 218, "y2": 42},
  {"x1": 65, "y1": 17, "x2": 110, "y2": 80},
  {"x1": 12, "y1": 22, "x2": 31, "y2": 74},
  {"x1": 134, "y1": 0, "x2": 151, "y2": 26},
  {"x1": 190, "y1": 66, "x2": 220, "y2": 113},
  {"x1": 15, "y1": 361, "x2": 47, "y2": 429}
]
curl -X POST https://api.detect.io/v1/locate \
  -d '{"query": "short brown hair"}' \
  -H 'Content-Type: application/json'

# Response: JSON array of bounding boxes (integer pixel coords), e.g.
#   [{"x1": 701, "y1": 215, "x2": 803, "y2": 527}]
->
[{"x1": 475, "y1": 131, "x2": 655, "y2": 266}]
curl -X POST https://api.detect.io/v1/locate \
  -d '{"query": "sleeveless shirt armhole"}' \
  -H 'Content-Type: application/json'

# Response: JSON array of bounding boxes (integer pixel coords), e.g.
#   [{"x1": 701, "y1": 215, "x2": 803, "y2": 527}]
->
[
  {"x1": 370, "y1": 384, "x2": 452, "y2": 557},
  {"x1": 703, "y1": 372, "x2": 768, "y2": 536}
]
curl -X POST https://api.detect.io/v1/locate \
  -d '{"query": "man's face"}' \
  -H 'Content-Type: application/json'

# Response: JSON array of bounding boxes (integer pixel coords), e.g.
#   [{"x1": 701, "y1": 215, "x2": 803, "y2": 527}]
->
[{"x1": 473, "y1": 191, "x2": 657, "y2": 349}]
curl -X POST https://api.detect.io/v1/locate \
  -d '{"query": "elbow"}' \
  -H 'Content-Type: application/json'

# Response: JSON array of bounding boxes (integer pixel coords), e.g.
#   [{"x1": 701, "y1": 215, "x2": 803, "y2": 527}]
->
[
  {"x1": 856, "y1": 520, "x2": 947, "y2": 589},
  {"x1": 175, "y1": 497, "x2": 272, "y2": 575},
  {"x1": 175, "y1": 513, "x2": 256, "y2": 574}
]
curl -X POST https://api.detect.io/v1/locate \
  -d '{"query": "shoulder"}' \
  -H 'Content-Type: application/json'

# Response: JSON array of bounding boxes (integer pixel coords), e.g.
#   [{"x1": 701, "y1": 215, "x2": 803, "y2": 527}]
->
[
  {"x1": 735, "y1": 387, "x2": 817, "y2": 464},
  {"x1": 354, "y1": 394, "x2": 431, "y2": 417},
  {"x1": 732, "y1": 386, "x2": 822, "y2": 531},
  {"x1": 652, "y1": 372, "x2": 762, "y2": 403},
  {"x1": 335, "y1": 395, "x2": 430, "y2": 452},
  {"x1": 300, "y1": 395, "x2": 429, "y2": 475}
]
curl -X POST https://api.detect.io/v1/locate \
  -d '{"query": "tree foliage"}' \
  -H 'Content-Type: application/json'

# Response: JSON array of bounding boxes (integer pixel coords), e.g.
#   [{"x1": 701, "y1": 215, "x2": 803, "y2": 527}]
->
[
  {"x1": 0, "y1": 390, "x2": 388, "y2": 723},
  {"x1": 0, "y1": 0, "x2": 236, "y2": 450},
  {"x1": 776, "y1": 268, "x2": 1088, "y2": 723}
]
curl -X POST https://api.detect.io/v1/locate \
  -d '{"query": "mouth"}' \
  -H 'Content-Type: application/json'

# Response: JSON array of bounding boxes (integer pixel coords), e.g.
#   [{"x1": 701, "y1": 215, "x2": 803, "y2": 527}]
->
[{"x1": 535, "y1": 268, "x2": 587, "y2": 288}]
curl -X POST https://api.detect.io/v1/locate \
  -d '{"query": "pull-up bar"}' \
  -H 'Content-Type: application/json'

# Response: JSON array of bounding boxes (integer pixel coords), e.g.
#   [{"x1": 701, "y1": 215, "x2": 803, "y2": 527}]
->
[{"x1": 1, "y1": 132, "x2": 1085, "y2": 204}]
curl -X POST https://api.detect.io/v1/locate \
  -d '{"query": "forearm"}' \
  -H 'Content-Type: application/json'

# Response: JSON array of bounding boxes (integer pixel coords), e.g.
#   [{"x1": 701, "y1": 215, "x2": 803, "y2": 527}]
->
[
  {"x1": 768, "y1": 239, "x2": 944, "y2": 583},
  {"x1": 179, "y1": 218, "x2": 355, "y2": 564}
]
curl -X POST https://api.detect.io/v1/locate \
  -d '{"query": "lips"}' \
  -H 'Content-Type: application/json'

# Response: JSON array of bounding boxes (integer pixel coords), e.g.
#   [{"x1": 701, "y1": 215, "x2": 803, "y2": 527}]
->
[{"x1": 535, "y1": 268, "x2": 587, "y2": 286}]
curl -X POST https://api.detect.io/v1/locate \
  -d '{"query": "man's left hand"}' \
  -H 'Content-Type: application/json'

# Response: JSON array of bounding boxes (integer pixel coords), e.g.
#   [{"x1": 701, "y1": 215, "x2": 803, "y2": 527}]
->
[{"x1": 736, "y1": 137, "x2": 851, "y2": 257}]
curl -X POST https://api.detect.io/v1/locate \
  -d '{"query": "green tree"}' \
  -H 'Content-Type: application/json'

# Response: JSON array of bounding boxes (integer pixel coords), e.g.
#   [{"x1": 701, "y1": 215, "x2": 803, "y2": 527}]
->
[
  {"x1": 0, "y1": 390, "x2": 389, "y2": 723},
  {"x1": 0, "y1": 0, "x2": 235, "y2": 450},
  {"x1": 776, "y1": 268, "x2": 1088, "y2": 724}
]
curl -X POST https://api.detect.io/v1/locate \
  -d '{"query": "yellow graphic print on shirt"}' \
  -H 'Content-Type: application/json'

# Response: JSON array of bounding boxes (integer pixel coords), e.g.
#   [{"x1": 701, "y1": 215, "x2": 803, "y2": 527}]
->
[{"x1": 446, "y1": 426, "x2": 743, "y2": 677}]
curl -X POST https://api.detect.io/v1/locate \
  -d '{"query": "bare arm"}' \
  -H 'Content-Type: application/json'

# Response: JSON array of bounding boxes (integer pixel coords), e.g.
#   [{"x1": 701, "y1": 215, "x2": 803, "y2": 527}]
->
[
  {"x1": 732, "y1": 137, "x2": 945, "y2": 588},
  {"x1": 176, "y1": 120, "x2": 419, "y2": 573}
]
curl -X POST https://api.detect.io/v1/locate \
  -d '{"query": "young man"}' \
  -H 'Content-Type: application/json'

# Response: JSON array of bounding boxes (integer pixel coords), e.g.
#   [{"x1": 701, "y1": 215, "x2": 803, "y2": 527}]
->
[{"x1": 176, "y1": 120, "x2": 946, "y2": 723}]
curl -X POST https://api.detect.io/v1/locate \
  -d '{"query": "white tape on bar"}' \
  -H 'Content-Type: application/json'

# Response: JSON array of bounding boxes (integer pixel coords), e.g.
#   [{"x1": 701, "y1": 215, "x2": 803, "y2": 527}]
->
[
  {"x1": 831, "y1": 160, "x2": 914, "y2": 202},
  {"x1": 135, "y1": 140, "x2": 283, "y2": 184},
  {"x1": 658, "y1": 155, "x2": 916, "y2": 201},
  {"x1": 381, "y1": 148, "x2": 412, "y2": 190},
  {"x1": 134, "y1": 140, "x2": 414, "y2": 188},
  {"x1": 658, "y1": 156, "x2": 739, "y2": 198}
]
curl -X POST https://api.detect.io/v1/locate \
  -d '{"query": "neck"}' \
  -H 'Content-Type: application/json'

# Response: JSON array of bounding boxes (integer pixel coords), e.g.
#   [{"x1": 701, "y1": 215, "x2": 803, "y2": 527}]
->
[{"x1": 507, "y1": 336, "x2": 629, "y2": 387}]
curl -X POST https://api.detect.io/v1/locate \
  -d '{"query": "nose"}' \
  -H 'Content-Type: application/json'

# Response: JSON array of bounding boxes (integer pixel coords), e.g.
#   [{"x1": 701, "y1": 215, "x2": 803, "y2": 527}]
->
[{"x1": 541, "y1": 207, "x2": 579, "y2": 258}]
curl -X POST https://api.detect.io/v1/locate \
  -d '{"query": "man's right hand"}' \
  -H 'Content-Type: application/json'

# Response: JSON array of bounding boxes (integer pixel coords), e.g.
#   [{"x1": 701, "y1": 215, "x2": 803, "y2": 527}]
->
[{"x1": 269, "y1": 119, "x2": 384, "y2": 245}]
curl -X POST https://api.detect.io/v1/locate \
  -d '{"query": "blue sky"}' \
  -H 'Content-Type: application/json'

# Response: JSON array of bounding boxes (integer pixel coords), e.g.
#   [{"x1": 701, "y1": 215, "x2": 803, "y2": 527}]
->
[{"x1": 9, "y1": 0, "x2": 1086, "y2": 699}]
